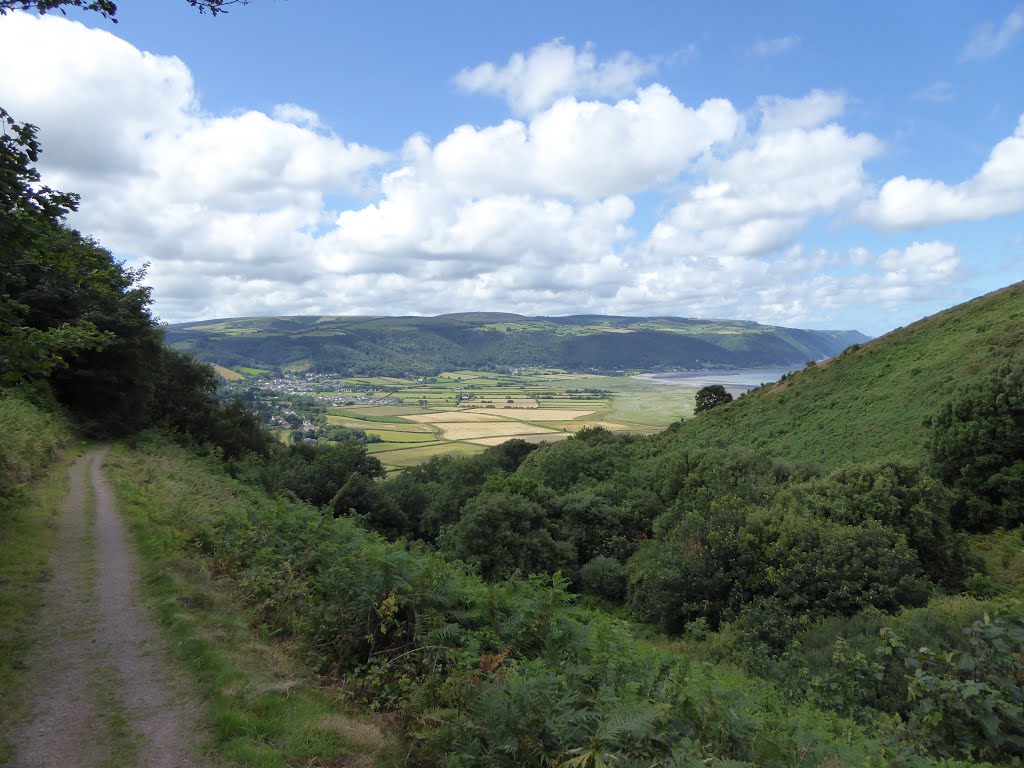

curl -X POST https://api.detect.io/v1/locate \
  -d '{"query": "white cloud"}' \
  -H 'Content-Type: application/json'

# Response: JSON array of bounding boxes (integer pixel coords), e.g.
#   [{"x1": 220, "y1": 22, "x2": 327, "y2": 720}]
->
[
  {"x1": 425, "y1": 86, "x2": 739, "y2": 202},
  {"x1": 912, "y1": 80, "x2": 954, "y2": 103},
  {"x1": 877, "y1": 241, "x2": 960, "y2": 284},
  {"x1": 747, "y1": 242, "x2": 960, "y2": 324},
  {"x1": 0, "y1": 11, "x2": 388, "y2": 309},
  {"x1": 960, "y1": 6, "x2": 1024, "y2": 61},
  {"x1": 647, "y1": 98, "x2": 882, "y2": 260},
  {"x1": 750, "y1": 34, "x2": 801, "y2": 57},
  {"x1": 0, "y1": 16, "x2": 970, "y2": 331},
  {"x1": 455, "y1": 39, "x2": 657, "y2": 115},
  {"x1": 272, "y1": 103, "x2": 322, "y2": 129},
  {"x1": 758, "y1": 90, "x2": 847, "y2": 134},
  {"x1": 864, "y1": 114, "x2": 1024, "y2": 228}
]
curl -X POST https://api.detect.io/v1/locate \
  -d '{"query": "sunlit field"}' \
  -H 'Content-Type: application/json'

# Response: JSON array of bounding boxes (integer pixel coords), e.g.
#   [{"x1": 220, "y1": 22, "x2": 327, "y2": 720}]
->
[{"x1": 315, "y1": 369, "x2": 698, "y2": 470}]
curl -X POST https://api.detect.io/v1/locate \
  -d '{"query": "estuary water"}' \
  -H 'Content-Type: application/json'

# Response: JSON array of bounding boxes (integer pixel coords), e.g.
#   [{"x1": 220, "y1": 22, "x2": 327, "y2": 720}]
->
[{"x1": 634, "y1": 365, "x2": 806, "y2": 394}]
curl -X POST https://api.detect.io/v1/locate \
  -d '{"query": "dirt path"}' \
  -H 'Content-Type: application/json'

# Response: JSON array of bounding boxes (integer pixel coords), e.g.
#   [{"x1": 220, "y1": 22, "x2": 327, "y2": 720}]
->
[{"x1": 9, "y1": 447, "x2": 201, "y2": 768}]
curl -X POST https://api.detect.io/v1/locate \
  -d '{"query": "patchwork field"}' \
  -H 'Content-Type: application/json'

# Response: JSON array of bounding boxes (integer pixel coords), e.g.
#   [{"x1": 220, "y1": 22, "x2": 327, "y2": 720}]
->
[{"x1": 310, "y1": 369, "x2": 701, "y2": 471}]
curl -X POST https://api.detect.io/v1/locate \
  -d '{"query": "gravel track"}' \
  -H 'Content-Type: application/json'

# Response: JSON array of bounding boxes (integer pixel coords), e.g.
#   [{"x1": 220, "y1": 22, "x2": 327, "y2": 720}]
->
[{"x1": 9, "y1": 447, "x2": 201, "y2": 768}]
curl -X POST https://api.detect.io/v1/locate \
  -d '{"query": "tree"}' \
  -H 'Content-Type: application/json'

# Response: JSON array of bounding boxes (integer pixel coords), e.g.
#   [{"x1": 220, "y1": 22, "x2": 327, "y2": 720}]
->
[
  {"x1": 0, "y1": 0, "x2": 249, "y2": 20},
  {"x1": 440, "y1": 491, "x2": 575, "y2": 581},
  {"x1": 930, "y1": 357, "x2": 1024, "y2": 531},
  {"x1": 694, "y1": 384, "x2": 733, "y2": 414},
  {"x1": 773, "y1": 458, "x2": 972, "y2": 589},
  {"x1": 0, "y1": 109, "x2": 114, "y2": 383}
]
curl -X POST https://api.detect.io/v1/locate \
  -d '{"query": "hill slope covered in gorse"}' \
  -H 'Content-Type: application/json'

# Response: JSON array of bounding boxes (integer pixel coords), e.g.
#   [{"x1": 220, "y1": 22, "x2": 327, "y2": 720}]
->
[{"x1": 165, "y1": 312, "x2": 868, "y2": 374}]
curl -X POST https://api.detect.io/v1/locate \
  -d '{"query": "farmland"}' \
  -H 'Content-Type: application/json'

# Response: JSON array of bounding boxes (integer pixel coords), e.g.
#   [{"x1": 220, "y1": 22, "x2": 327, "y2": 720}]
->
[{"x1": 240, "y1": 368, "x2": 700, "y2": 470}]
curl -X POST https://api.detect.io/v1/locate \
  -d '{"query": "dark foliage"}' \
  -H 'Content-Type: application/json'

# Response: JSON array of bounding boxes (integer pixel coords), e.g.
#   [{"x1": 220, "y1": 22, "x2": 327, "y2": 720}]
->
[
  {"x1": 930, "y1": 356, "x2": 1024, "y2": 531},
  {"x1": 694, "y1": 383, "x2": 734, "y2": 413},
  {"x1": 2, "y1": 109, "x2": 269, "y2": 450}
]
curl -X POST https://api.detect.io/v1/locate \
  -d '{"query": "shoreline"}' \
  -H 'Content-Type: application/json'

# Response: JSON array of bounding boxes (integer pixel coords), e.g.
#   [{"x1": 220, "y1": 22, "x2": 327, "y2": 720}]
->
[{"x1": 634, "y1": 365, "x2": 803, "y2": 392}]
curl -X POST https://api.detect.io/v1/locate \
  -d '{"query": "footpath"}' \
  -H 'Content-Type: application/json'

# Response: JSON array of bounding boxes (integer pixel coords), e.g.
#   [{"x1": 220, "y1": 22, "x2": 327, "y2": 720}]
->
[{"x1": 8, "y1": 447, "x2": 201, "y2": 768}]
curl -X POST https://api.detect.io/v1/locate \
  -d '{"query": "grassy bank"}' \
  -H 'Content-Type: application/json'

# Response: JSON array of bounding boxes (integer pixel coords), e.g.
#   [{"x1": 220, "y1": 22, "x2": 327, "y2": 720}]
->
[
  {"x1": 665, "y1": 282, "x2": 1024, "y2": 469},
  {"x1": 105, "y1": 442, "x2": 404, "y2": 768},
  {"x1": 0, "y1": 392, "x2": 74, "y2": 761}
]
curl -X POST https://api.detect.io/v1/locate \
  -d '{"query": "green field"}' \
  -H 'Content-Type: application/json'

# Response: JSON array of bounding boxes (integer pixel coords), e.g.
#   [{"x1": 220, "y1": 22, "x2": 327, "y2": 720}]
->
[
  {"x1": 314, "y1": 369, "x2": 699, "y2": 470},
  {"x1": 364, "y1": 429, "x2": 439, "y2": 443},
  {"x1": 366, "y1": 441, "x2": 486, "y2": 466}
]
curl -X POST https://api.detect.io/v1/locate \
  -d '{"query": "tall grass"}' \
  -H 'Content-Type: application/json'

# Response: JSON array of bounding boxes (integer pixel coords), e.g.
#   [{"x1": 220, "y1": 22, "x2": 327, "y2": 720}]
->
[
  {"x1": 0, "y1": 392, "x2": 73, "y2": 761},
  {"x1": 0, "y1": 390, "x2": 71, "y2": 497}
]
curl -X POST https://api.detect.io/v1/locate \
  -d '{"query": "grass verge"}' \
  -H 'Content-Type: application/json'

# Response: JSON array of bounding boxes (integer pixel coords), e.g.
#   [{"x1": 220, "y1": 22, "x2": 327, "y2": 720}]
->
[
  {"x1": 104, "y1": 444, "x2": 404, "y2": 768},
  {"x1": 0, "y1": 450, "x2": 74, "y2": 762}
]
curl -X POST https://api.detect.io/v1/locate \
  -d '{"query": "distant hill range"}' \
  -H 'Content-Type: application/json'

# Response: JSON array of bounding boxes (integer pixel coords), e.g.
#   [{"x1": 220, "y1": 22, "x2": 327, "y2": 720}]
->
[{"x1": 164, "y1": 312, "x2": 869, "y2": 376}]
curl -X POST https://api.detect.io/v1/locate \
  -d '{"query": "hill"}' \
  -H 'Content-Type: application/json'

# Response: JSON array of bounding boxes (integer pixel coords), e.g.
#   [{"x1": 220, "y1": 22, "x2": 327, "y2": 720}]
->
[
  {"x1": 661, "y1": 281, "x2": 1024, "y2": 469},
  {"x1": 163, "y1": 313, "x2": 868, "y2": 375}
]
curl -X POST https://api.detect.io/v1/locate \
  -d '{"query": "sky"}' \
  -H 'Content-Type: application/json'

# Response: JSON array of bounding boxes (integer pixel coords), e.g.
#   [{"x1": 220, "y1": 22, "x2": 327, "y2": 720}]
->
[{"x1": 1, "y1": 1, "x2": 1023, "y2": 335}]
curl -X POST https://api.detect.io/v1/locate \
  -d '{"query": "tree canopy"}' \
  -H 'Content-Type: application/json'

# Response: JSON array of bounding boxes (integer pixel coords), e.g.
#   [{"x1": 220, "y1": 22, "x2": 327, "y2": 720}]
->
[
  {"x1": 0, "y1": 0, "x2": 249, "y2": 20},
  {"x1": 930, "y1": 355, "x2": 1024, "y2": 531},
  {"x1": 694, "y1": 383, "x2": 733, "y2": 414}
]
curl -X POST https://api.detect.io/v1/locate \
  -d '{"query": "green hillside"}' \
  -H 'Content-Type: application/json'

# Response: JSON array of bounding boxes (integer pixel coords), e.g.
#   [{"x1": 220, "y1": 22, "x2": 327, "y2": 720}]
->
[
  {"x1": 164, "y1": 313, "x2": 868, "y2": 375},
  {"x1": 662, "y1": 282, "x2": 1024, "y2": 469}
]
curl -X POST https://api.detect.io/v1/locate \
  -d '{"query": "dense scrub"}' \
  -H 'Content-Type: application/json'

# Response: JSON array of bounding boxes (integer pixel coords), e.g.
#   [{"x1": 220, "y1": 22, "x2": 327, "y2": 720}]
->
[
  {"x1": 114, "y1": 438, "x2": 956, "y2": 767},
  {"x1": 930, "y1": 354, "x2": 1024, "y2": 531}
]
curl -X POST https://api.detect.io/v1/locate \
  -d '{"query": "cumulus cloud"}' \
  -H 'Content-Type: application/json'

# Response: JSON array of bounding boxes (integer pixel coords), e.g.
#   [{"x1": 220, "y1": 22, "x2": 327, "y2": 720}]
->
[
  {"x1": 455, "y1": 39, "x2": 658, "y2": 115},
  {"x1": 0, "y1": 11, "x2": 388, "y2": 307},
  {"x1": 750, "y1": 34, "x2": 801, "y2": 57},
  {"x1": 0, "y1": 16, "x2": 970, "y2": 330},
  {"x1": 647, "y1": 94, "x2": 881, "y2": 260},
  {"x1": 960, "y1": 6, "x2": 1024, "y2": 61},
  {"x1": 758, "y1": 90, "x2": 847, "y2": 134},
  {"x1": 864, "y1": 114, "x2": 1024, "y2": 228},
  {"x1": 424, "y1": 86, "x2": 739, "y2": 201},
  {"x1": 746, "y1": 242, "x2": 960, "y2": 324}
]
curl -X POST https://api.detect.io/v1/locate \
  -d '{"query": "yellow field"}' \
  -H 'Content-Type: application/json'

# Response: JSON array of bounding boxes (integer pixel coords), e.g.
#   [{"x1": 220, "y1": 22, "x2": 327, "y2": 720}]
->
[
  {"x1": 437, "y1": 422, "x2": 559, "y2": 441},
  {"x1": 212, "y1": 363, "x2": 244, "y2": 381},
  {"x1": 405, "y1": 411, "x2": 511, "y2": 423},
  {"x1": 305, "y1": 368, "x2": 697, "y2": 469},
  {"x1": 467, "y1": 433, "x2": 572, "y2": 446},
  {"x1": 464, "y1": 408, "x2": 594, "y2": 421}
]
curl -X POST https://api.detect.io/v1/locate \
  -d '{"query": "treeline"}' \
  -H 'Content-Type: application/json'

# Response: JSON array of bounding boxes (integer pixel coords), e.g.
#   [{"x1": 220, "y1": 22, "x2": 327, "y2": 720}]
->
[{"x1": 0, "y1": 109, "x2": 269, "y2": 455}]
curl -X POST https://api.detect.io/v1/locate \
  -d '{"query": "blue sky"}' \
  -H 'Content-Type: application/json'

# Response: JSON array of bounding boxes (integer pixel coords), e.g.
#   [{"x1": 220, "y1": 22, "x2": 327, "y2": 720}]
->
[{"x1": 1, "y1": 1, "x2": 1022, "y2": 335}]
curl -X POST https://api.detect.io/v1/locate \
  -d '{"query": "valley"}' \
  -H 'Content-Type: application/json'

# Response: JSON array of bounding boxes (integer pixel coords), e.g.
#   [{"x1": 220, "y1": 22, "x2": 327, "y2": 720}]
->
[{"x1": 234, "y1": 367, "x2": 800, "y2": 470}]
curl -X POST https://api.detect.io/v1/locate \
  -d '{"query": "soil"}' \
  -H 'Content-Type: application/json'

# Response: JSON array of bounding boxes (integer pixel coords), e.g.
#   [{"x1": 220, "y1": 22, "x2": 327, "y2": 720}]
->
[{"x1": 8, "y1": 447, "x2": 202, "y2": 768}]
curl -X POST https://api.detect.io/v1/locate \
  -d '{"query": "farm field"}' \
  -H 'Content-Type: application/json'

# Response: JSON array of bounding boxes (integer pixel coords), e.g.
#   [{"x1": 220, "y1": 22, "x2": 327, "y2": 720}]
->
[{"x1": 313, "y1": 369, "x2": 699, "y2": 471}]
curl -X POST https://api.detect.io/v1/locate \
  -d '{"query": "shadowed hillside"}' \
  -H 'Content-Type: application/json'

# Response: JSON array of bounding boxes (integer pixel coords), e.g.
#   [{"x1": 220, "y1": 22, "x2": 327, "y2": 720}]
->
[{"x1": 164, "y1": 313, "x2": 868, "y2": 375}]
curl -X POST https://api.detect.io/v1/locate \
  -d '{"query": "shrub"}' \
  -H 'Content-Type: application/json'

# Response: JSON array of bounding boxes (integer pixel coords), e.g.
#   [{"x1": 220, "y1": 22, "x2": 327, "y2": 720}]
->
[{"x1": 930, "y1": 355, "x2": 1024, "y2": 531}]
